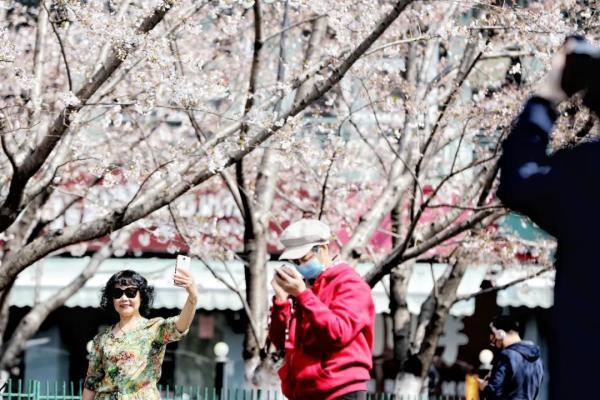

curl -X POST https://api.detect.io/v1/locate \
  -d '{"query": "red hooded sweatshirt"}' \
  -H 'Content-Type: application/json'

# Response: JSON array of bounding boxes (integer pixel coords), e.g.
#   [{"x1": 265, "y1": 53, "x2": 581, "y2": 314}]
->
[{"x1": 268, "y1": 263, "x2": 375, "y2": 400}]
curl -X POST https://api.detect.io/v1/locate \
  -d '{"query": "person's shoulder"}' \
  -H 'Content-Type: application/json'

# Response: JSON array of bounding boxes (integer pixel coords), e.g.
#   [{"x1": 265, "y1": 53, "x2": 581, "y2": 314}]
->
[
  {"x1": 499, "y1": 347, "x2": 525, "y2": 366},
  {"x1": 328, "y1": 263, "x2": 372, "y2": 294},
  {"x1": 144, "y1": 317, "x2": 165, "y2": 329},
  {"x1": 93, "y1": 326, "x2": 111, "y2": 342},
  {"x1": 330, "y1": 263, "x2": 366, "y2": 282},
  {"x1": 498, "y1": 348, "x2": 516, "y2": 362},
  {"x1": 91, "y1": 324, "x2": 114, "y2": 345}
]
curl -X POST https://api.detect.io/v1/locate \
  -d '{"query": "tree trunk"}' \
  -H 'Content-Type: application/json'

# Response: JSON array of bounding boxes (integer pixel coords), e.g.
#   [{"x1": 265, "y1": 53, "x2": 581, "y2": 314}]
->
[
  {"x1": 292, "y1": 16, "x2": 328, "y2": 105},
  {"x1": 388, "y1": 196, "x2": 413, "y2": 368},
  {"x1": 415, "y1": 259, "x2": 468, "y2": 378},
  {"x1": 242, "y1": 233, "x2": 270, "y2": 382},
  {"x1": 29, "y1": 1, "x2": 48, "y2": 139},
  {"x1": 0, "y1": 279, "x2": 15, "y2": 349},
  {"x1": 393, "y1": 257, "x2": 468, "y2": 397},
  {"x1": 243, "y1": 5, "x2": 329, "y2": 384},
  {"x1": 390, "y1": 261, "x2": 414, "y2": 369}
]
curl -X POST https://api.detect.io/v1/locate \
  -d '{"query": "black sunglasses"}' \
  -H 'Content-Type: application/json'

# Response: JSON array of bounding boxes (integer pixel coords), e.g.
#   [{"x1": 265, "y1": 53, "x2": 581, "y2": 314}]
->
[{"x1": 111, "y1": 287, "x2": 139, "y2": 299}]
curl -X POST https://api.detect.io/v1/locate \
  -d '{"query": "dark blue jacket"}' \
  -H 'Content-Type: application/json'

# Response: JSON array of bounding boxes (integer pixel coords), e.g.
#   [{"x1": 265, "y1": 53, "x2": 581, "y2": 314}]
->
[
  {"x1": 497, "y1": 97, "x2": 600, "y2": 399},
  {"x1": 483, "y1": 342, "x2": 543, "y2": 400}
]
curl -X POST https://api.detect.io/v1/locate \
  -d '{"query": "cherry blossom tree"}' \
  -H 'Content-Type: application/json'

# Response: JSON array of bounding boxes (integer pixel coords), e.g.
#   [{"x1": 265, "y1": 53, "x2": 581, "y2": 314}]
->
[
  {"x1": 198, "y1": 0, "x2": 595, "y2": 393},
  {"x1": 0, "y1": 0, "x2": 596, "y2": 394},
  {"x1": 0, "y1": 0, "x2": 414, "y2": 381}
]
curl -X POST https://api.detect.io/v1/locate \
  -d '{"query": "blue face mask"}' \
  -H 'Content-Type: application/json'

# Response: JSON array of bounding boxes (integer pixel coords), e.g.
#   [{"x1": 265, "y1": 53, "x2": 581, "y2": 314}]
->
[{"x1": 297, "y1": 258, "x2": 324, "y2": 280}]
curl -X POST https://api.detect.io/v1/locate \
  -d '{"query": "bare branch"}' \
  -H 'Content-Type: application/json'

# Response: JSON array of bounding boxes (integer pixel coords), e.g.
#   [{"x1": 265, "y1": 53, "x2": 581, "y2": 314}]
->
[
  {"x1": 22, "y1": 156, "x2": 104, "y2": 209},
  {"x1": 347, "y1": 119, "x2": 388, "y2": 174},
  {"x1": 415, "y1": 255, "x2": 469, "y2": 378},
  {"x1": 0, "y1": 278, "x2": 16, "y2": 349},
  {"x1": 123, "y1": 160, "x2": 174, "y2": 212},
  {"x1": 454, "y1": 266, "x2": 554, "y2": 303},
  {"x1": 409, "y1": 35, "x2": 483, "y2": 223},
  {"x1": 425, "y1": 203, "x2": 504, "y2": 211},
  {"x1": 219, "y1": 170, "x2": 246, "y2": 219},
  {"x1": 43, "y1": 2, "x2": 73, "y2": 91},
  {"x1": 199, "y1": 256, "x2": 263, "y2": 350},
  {"x1": 292, "y1": 15, "x2": 328, "y2": 103},
  {"x1": 0, "y1": 118, "x2": 17, "y2": 171},
  {"x1": 28, "y1": 175, "x2": 105, "y2": 243},
  {"x1": 261, "y1": 14, "x2": 325, "y2": 44},
  {"x1": 275, "y1": 188, "x2": 316, "y2": 214},
  {"x1": 358, "y1": 78, "x2": 421, "y2": 195},
  {"x1": 239, "y1": 0, "x2": 263, "y2": 148},
  {"x1": 363, "y1": 35, "x2": 438, "y2": 57},
  {"x1": 403, "y1": 210, "x2": 504, "y2": 261},
  {"x1": 318, "y1": 150, "x2": 336, "y2": 220},
  {"x1": 449, "y1": 119, "x2": 470, "y2": 174}
]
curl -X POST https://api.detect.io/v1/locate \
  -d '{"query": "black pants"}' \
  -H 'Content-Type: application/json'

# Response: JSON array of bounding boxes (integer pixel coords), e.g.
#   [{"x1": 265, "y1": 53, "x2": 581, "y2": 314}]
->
[{"x1": 334, "y1": 391, "x2": 367, "y2": 400}]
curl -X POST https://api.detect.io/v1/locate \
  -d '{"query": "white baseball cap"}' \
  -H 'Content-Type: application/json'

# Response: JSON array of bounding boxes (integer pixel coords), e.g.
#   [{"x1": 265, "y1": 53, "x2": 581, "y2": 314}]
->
[{"x1": 279, "y1": 219, "x2": 331, "y2": 260}]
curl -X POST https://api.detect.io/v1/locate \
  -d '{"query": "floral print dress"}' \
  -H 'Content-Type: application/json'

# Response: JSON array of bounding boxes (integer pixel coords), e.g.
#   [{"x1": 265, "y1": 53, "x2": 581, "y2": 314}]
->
[{"x1": 84, "y1": 317, "x2": 188, "y2": 399}]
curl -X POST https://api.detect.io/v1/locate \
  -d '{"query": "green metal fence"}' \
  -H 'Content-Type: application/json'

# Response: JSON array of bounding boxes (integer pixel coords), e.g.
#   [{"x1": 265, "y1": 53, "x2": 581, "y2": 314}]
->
[{"x1": 0, "y1": 380, "x2": 465, "y2": 400}]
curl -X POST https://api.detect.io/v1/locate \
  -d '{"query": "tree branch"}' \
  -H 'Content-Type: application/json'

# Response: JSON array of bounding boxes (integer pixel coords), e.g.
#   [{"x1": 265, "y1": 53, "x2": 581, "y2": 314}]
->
[
  {"x1": 0, "y1": 0, "x2": 415, "y2": 292},
  {"x1": 409, "y1": 35, "x2": 483, "y2": 223},
  {"x1": 454, "y1": 266, "x2": 554, "y2": 303},
  {"x1": 126, "y1": 161, "x2": 176, "y2": 212},
  {"x1": 43, "y1": 2, "x2": 72, "y2": 91},
  {"x1": 28, "y1": 1, "x2": 48, "y2": 141},
  {"x1": 347, "y1": 118, "x2": 388, "y2": 174},
  {"x1": 318, "y1": 150, "x2": 336, "y2": 220},
  {"x1": 0, "y1": 118, "x2": 17, "y2": 171},
  {"x1": 364, "y1": 209, "x2": 503, "y2": 287},
  {"x1": 235, "y1": 0, "x2": 264, "y2": 243},
  {"x1": 363, "y1": 35, "x2": 438, "y2": 57},
  {"x1": 0, "y1": 237, "x2": 118, "y2": 370},
  {"x1": 0, "y1": 0, "x2": 177, "y2": 234},
  {"x1": 93, "y1": 1, "x2": 208, "y2": 102},
  {"x1": 415, "y1": 256, "x2": 469, "y2": 378},
  {"x1": 275, "y1": 188, "x2": 316, "y2": 214},
  {"x1": 92, "y1": 0, "x2": 131, "y2": 74},
  {"x1": 261, "y1": 14, "x2": 325, "y2": 44}
]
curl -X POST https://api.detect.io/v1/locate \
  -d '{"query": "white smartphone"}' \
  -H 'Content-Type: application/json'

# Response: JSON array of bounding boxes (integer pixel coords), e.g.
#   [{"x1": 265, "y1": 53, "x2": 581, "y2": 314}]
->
[
  {"x1": 277, "y1": 265, "x2": 295, "y2": 277},
  {"x1": 175, "y1": 255, "x2": 191, "y2": 274}
]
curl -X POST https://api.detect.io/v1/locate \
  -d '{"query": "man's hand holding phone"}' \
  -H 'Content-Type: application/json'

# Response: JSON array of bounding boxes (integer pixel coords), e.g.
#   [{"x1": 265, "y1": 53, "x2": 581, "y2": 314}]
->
[{"x1": 272, "y1": 264, "x2": 306, "y2": 298}]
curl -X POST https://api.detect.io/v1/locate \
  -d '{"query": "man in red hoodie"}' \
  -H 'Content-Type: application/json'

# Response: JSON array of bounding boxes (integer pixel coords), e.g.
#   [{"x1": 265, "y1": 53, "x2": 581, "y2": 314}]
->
[{"x1": 268, "y1": 219, "x2": 375, "y2": 400}]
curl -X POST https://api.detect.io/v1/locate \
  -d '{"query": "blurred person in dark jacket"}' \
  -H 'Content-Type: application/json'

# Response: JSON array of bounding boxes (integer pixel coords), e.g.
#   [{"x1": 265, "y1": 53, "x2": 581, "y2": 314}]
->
[{"x1": 496, "y1": 36, "x2": 599, "y2": 400}]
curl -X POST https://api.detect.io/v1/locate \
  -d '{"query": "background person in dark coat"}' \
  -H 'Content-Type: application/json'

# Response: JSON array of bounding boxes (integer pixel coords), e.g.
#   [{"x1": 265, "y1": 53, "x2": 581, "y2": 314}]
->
[
  {"x1": 478, "y1": 316, "x2": 543, "y2": 400},
  {"x1": 496, "y1": 36, "x2": 599, "y2": 400}
]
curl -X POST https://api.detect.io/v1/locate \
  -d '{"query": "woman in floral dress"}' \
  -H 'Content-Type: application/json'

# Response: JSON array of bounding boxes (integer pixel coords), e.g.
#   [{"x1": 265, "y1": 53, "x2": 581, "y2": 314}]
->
[{"x1": 82, "y1": 266, "x2": 197, "y2": 400}]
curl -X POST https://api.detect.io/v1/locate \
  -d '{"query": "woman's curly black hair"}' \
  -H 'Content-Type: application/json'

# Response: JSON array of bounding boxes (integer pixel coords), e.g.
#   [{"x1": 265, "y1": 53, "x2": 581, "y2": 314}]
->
[{"x1": 100, "y1": 270, "x2": 155, "y2": 317}]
